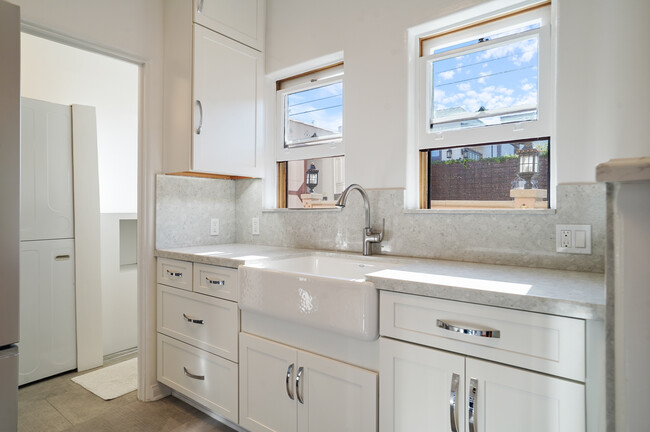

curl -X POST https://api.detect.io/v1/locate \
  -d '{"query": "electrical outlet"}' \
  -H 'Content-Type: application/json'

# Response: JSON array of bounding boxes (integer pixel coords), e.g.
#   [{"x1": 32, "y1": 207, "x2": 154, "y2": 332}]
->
[
  {"x1": 560, "y1": 230, "x2": 571, "y2": 248},
  {"x1": 210, "y1": 218, "x2": 219, "y2": 236},
  {"x1": 556, "y1": 224, "x2": 592, "y2": 254},
  {"x1": 252, "y1": 217, "x2": 260, "y2": 235}
]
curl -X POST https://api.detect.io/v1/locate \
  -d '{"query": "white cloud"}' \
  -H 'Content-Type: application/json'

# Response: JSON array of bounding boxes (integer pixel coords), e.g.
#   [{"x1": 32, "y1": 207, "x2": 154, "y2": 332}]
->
[
  {"x1": 521, "y1": 83, "x2": 534, "y2": 91},
  {"x1": 458, "y1": 83, "x2": 471, "y2": 91},
  {"x1": 440, "y1": 70, "x2": 455, "y2": 80}
]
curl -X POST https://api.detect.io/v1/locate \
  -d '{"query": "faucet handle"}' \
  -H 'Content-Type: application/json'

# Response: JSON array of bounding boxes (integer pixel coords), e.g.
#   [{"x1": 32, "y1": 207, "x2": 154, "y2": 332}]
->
[{"x1": 378, "y1": 218, "x2": 385, "y2": 242}]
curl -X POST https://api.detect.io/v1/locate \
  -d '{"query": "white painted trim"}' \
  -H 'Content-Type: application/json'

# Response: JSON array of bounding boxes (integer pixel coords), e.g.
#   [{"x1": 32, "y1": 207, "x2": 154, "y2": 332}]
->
[{"x1": 71, "y1": 104, "x2": 103, "y2": 371}]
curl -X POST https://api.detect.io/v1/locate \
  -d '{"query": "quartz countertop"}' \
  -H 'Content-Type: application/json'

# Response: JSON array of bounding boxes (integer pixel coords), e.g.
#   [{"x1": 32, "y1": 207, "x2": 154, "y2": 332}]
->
[
  {"x1": 156, "y1": 244, "x2": 310, "y2": 268},
  {"x1": 156, "y1": 244, "x2": 605, "y2": 320},
  {"x1": 366, "y1": 260, "x2": 605, "y2": 320}
]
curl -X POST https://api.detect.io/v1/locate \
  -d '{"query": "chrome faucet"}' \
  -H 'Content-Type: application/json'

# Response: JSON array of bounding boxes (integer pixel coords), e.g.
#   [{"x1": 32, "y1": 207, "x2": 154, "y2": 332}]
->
[{"x1": 336, "y1": 184, "x2": 384, "y2": 256}]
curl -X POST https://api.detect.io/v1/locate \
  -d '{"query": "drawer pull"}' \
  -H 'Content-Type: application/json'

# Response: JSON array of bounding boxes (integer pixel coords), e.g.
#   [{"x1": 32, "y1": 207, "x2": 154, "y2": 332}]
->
[
  {"x1": 296, "y1": 366, "x2": 305, "y2": 404},
  {"x1": 286, "y1": 363, "x2": 295, "y2": 400},
  {"x1": 166, "y1": 269, "x2": 183, "y2": 278},
  {"x1": 436, "y1": 319, "x2": 500, "y2": 338},
  {"x1": 206, "y1": 277, "x2": 225, "y2": 286},
  {"x1": 450, "y1": 373, "x2": 460, "y2": 432},
  {"x1": 183, "y1": 366, "x2": 205, "y2": 381},
  {"x1": 468, "y1": 378, "x2": 478, "y2": 432},
  {"x1": 183, "y1": 313, "x2": 204, "y2": 325}
]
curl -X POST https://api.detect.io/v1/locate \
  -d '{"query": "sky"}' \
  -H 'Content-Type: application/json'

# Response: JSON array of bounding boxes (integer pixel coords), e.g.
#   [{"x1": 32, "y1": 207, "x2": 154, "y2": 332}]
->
[
  {"x1": 431, "y1": 29, "x2": 540, "y2": 125},
  {"x1": 286, "y1": 81, "x2": 343, "y2": 136}
]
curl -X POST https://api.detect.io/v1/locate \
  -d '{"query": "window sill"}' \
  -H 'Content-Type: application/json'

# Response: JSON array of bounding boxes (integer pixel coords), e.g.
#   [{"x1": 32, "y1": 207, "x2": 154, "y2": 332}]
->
[
  {"x1": 262, "y1": 207, "x2": 342, "y2": 213},
  {"x1": 403, "y1": 208, "x2": 556, "y2": 215}
]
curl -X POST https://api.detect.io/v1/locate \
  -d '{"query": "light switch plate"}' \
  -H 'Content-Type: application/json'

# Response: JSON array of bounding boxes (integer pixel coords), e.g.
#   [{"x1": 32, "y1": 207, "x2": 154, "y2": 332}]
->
[
  {"x1": 252, "y1": 217, "x2": 260, "y2": 235},
  {"x1": 556, "y1": 224, "x2": 591, "y2": 254}
]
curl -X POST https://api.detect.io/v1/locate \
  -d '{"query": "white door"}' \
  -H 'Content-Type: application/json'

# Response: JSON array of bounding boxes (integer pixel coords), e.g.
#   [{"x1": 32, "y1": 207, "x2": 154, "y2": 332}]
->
[
  {"x1": 466, "y1": 358, "x2": 585, "y2": 432},
  {"x1": 18, "y1": 239, "x2": 76, "y2": 385},
  {"x1": 192, "y1": 24, "x2": 262, "y2": 176},
  {"x1": 380, "y1": 337, "x2": 465, "y2": 432},
  {"x1": 20, "y1": 98, "x2": 74, "y2": 241},
  {"x1": 239, "y1": 333, "x2": 298, "y2": 432},
  {"x1": 193, "y1": 0, "x2": 265, "y2": 51},
  {"x1": 297, "y1": 350, "x2": 377, "y2": 432}
]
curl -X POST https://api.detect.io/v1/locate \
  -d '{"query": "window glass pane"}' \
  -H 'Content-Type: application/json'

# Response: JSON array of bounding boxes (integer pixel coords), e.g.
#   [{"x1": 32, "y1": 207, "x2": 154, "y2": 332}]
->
[
  {"x1": 428, "y1": 139, "x2": 549, "y2": 209},
  {"x1": 433, "y1": 22, "x2": 540, "y2": 55},
  {"x1": 430, "y1": 35, "x2": 539, "y2": 132},
  {"x1": 285, "y1": 82, "x2": 343, "y2": 147},
  {"x1": 285, "y1": 156, "x2": 345, "y2": 209}
]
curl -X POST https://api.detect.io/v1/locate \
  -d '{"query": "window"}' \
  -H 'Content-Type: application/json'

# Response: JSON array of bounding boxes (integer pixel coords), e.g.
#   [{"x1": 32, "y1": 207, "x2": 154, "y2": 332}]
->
[
  {"x1": 276, "y1": 63, "x2": 345, "y2": 209},
  {"x1": 416, "y1": 1, "x2": 553, "y2": 209}
]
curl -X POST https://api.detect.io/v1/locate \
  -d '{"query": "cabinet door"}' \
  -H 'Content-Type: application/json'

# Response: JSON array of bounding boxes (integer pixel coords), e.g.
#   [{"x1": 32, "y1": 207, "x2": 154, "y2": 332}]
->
[
  {"x1": 194, "y1": 0, "x2": 265, "y2": 51},
  {"x1": 466, "y1": 358, "x2": 585, "y2": 432},
  {"x1": 239, "y1": 333, "x2": 298, "y2": 432},
  {"x1": 20, "y1": 98, "x2": 74, "y2": 241},
  {"x1": 380, "y1": 337, "x2": 465, "y2": 432},
  {"x1": 193, "y1": 25, "x2": 262, "y2": 177},
  {"x1": 298, "y1": 350, "x2": 377, "y2": 432}
]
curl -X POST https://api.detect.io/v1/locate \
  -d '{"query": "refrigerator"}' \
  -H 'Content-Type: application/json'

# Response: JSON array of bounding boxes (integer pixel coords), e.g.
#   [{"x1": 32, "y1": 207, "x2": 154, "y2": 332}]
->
[
  {"x1": 0, "y1": 1, "x2": 20, "y2": 431},
  {"x1": 18, "y1": 97, "x2": 77, "y2": 386}
]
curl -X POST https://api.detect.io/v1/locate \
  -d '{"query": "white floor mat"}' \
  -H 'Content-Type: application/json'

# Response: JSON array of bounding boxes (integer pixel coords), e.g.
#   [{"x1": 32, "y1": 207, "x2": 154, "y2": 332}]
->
[{"x1": 71, "y1": 358, "x2": 138, "y2": 400}]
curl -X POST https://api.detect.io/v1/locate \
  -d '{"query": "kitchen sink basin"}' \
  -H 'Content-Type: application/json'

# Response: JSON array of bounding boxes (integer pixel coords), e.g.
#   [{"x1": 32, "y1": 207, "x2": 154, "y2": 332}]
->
[{"x1": 238, "y1": 254, "x2": 400, "y2": 340}]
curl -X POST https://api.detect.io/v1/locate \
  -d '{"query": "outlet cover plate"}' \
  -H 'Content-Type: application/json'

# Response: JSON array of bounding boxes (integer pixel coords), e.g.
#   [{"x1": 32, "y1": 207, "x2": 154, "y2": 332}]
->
[
  {"x1": 210, "y1": 218, "x2": 219, "y2": 236},
  {"x1": 556, "y1": 224, "x2": 591, "y2": 254}
]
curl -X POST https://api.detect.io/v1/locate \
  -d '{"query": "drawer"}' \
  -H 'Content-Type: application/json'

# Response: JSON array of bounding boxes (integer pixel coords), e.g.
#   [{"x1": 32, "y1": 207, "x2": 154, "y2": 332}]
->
[
  {"x1": 157, "y1": 333, "x2": 238, "y2": 423},
  {"x1": 157, "y1": 284, "x2": 239, "y2": 362},
  {"x1": 380, "y1": 291, "x2": 585, "y2": 382},
  {"x1": 157, "y1": 258, "x2": 193, "y2": 291},
  {"x1": 193, "y1": 263, "x2": 239, "y2": 301}
]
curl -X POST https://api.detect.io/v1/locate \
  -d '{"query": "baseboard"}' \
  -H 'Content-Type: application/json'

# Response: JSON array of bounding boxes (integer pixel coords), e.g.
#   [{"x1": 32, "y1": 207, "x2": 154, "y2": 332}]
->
[
  {"x1": 172, "y1": 391, "x2": 248, "y2": 432},
  {"x1": 148, "y1": 382, "x2": 171, "y2": 401}
]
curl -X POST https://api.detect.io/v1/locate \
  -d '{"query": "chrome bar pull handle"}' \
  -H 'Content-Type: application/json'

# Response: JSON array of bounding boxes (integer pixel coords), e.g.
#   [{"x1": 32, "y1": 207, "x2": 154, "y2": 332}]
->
[
  {"x1": 449, "y1": 373, "x2": 460, "y2": 432},
  {"x1": 468, "y1": 378, "x2": 478, "y2": 432},
  {"x1": 55, "y1": 254, "x2": 70, "y2": 261},
  {"x1": 286, "y1": 363, "x2": 295, "y2": 400},
  {"x1": 197, "y1": 0, "x2": 204, "y2": 13},
  {"x1": 195, "y1": 99, "x2": 203, "y2": 135},
  {"x1": 184, "y1": 366, "x2": 205, "y2": 381},
  {"x1": 166, "y1": 269, "x2": 183, "y2": 278},
  {"x1": 437, "y1": 319, "x2": 501, "y2": 339},
  {"x1": 183, "y1": 313, "x2": 204, "y2": 325},
  {"x1": 206, "y1": 277, "x2": 225, "y2": 286},
  {"x1": 296, "y1": 366, "x2": 304, "y2": 404}
]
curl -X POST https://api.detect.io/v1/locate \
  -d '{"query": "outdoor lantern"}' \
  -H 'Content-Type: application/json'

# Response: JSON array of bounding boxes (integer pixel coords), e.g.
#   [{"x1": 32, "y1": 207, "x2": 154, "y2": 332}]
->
[
  {"x1": 461, "y1": 148, "x2": 468, "y2": 159},
  {"x1": 516, "y1": 142, "x2": 540, "y2": 189},
  {"x1": 306, "y1": 163, "x2": 319, "y2": 193},
  {"x1": 446, "y1": 149, "x2": 453, "y2": 159}
]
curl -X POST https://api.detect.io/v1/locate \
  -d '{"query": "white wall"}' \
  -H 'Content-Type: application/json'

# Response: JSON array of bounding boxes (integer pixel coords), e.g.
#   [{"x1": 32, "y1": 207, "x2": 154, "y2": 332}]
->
[
  {"x1": 21, "y1": 33, "x2": 138, "y2": 214},
  {"x1": 101, "y1": 213, "x2": 138, "y2": 356},
  {"x1": 7, "y1": 0, "x2": 164, "y2": 401},
  {"x1": 266, "y1": 0, "x2": 650, "y2": 188}
]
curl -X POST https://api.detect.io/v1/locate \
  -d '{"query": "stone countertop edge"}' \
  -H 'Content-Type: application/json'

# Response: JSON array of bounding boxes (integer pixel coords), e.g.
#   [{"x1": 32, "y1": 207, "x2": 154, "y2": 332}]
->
[
  {"x1": 155, "y1": 243, "x2": 605, "y2": 320},
  {"x1": 155, "y1": 244, "x2": 311, "y2": 268}
]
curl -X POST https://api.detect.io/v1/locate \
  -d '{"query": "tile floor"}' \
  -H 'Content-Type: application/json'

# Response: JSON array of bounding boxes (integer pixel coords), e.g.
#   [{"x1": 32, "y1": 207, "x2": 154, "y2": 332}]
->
[{"x1": 18, "y1": 354, "x2": 238, "y2": 432}]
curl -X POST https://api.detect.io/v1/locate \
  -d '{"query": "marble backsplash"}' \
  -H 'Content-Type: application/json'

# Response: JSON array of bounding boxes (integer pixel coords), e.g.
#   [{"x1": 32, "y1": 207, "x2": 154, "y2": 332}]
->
[
  {"x1": 156, "y1": 174, "x2": 606, "y2": 273},
  {"x1": 156, "y1": 175, "x2": 237, "y2": 249}
]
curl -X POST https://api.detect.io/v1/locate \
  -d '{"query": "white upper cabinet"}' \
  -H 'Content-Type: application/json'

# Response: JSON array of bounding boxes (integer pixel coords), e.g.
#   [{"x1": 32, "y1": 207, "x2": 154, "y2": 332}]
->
[
  {"x1": 193, "y1": 0, "x2": 266, "y2": 52},
  {"x1": 193, "y1": 24, "x2": 263, "y2": 176},
  {"x1": 20, "y1": 98, "x2": 74, "y2": 241},
  {"x1": 162, "y1": 0, "x2": 265, "y2": 176}
]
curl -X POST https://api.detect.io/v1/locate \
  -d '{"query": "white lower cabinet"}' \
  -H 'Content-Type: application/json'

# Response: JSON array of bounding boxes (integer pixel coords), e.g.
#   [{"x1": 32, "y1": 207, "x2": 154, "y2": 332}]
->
[
  {"x1": 239, "y1": 332, "x2": 378, "y2": 432},
  {"x1": 158, "y1": 334, "x2": 238, "y2": 422},
  {"x1": 380, "y1": 334, "x2": 585, "y2": 432}
]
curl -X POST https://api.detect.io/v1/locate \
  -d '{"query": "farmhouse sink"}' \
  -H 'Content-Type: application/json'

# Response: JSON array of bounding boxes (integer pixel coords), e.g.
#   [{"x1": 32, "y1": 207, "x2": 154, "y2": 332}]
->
[{"x1": 238, "y1": 254, "x2": 400, "y2": 340}]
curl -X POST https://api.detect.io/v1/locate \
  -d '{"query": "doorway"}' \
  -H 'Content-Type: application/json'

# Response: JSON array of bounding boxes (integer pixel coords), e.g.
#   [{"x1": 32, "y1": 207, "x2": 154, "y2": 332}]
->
[{"x1": 20, "y1": 32, "x2": 140, "y2": 370}]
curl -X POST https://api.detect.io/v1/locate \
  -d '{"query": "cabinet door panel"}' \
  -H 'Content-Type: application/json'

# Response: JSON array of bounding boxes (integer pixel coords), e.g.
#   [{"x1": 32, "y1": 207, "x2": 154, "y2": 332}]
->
[
  {"x1": 239, "y1": 333, "x2": 297, "y2": 432},
  {"x1": 380, "y1": 337, "x2": 464, "y2": 432},
  {"x1": 193, "y1": 25, "x2": 262, "y2": 176},
  {"x1": 466, "y1": 358, "x2": 585, "y2": 432},
  {"x1": 193, "y1": 0, "x2": 265, "y2": 51},
  {"x1": 298, "y1": 350, "x2": 377, "y2": 432}
]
